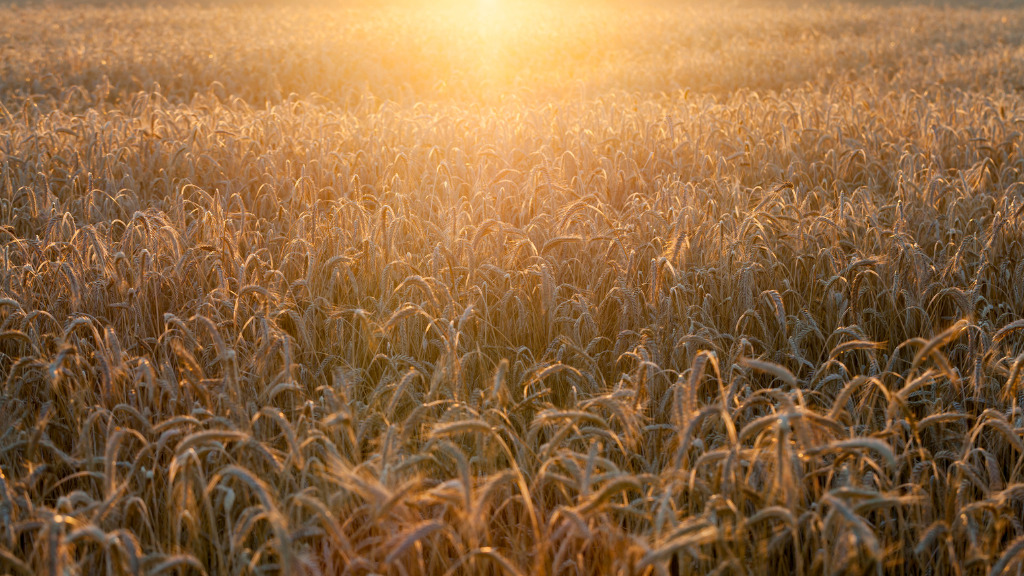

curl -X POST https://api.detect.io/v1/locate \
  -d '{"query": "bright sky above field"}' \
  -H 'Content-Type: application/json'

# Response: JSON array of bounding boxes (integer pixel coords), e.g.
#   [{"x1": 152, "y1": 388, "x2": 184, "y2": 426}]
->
[{"x1": 2, "y1": 0, "x2": 1022, "y2": 106}]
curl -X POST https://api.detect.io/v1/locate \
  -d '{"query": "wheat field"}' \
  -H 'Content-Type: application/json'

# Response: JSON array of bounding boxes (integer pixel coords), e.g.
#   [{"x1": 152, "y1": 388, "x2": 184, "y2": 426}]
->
[{"x1": 2, "y1": 1, "x2": 1024, "y2": 574}]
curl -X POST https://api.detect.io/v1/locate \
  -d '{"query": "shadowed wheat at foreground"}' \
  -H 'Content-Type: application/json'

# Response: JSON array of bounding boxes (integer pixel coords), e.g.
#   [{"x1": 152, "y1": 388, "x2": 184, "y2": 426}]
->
[{"x1": 2, "y1": 0, "x2": 1024, "y2": 574}]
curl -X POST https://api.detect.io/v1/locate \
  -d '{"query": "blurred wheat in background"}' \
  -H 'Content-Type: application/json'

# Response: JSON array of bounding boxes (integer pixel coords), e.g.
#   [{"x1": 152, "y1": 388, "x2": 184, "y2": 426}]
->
[{"x1": 2, "y1": 0, "x2": 1024, "y2": 574}]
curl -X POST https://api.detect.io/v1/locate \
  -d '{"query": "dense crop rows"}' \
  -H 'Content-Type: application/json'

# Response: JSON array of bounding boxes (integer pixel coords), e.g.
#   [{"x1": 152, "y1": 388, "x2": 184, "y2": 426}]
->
[{"x1": 2, "y1": 1, "x2": 1024, "y2": 574}]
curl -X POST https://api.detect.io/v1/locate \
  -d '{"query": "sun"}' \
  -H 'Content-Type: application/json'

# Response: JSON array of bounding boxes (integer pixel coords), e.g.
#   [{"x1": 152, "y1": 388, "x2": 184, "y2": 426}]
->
[{"x1": 476, "y1": 0, "x2": 504, "y2": 26}]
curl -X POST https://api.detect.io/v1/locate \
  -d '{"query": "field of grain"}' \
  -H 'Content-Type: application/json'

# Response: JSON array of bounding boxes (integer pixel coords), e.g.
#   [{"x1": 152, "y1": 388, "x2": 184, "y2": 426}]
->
[{"x1": 2, "y1": 1, "x2": 1024, "y2": 574}]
